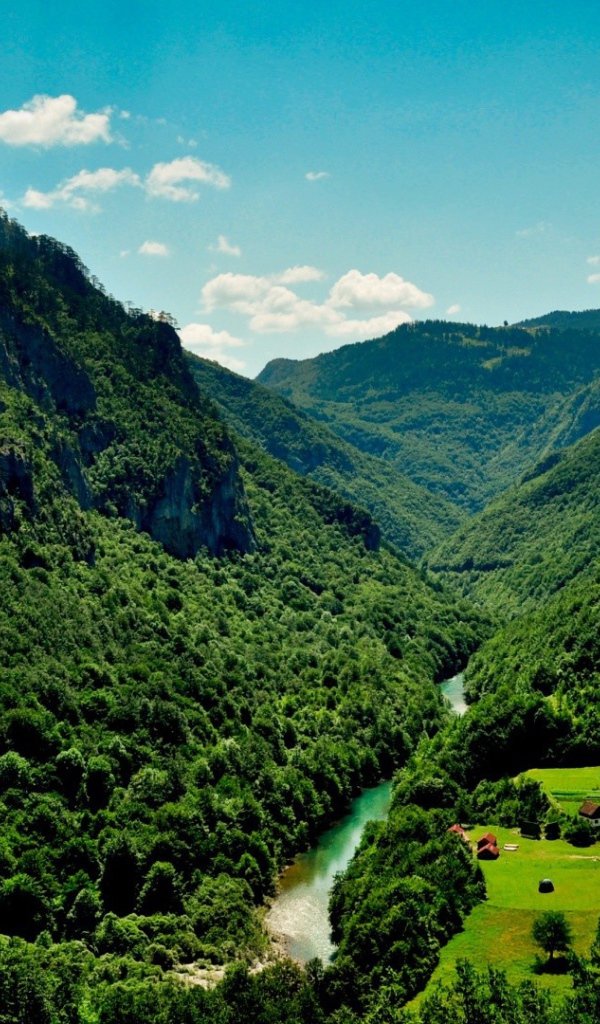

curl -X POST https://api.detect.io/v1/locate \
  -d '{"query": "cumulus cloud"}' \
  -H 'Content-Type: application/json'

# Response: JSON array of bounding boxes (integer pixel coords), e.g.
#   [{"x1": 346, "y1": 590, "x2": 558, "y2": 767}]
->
[
  {"x1": 0, "y1": 94, "x2": 112, "y2": 147},
  {"x1": 201, "y1": 266, "x2": 433, "y2": 340},
  {"x1": 18, "y1": 153, "x2": 232, "y2": 212},
  {"x1": 179, "y1": 322, "x2": 246, "y2": 371},
  {"x1": 145, "y1": 156, "x2": 230, "y2": 201},
  {"x1": 138, "y1": 240, "x2": 170, "y2": 256},
  {"x1": 211, "y1": 235, "x2": 242, "y2": 257},
  {"x1": 306, "y1": 171, "x2": 329, "y2": 181},
  {"x1": 328, "y1": 270, "x2": 434, "y2": 311},
  {"x1": 22, "y1": 167, "x2": 141, "y2": 211},
  {"x1": 587, "y1": 273, "x2": 600, "y2": 284},
  {"x1": 446, "y1": 303, "x2": 461, "y2": 315},
  {"x1": 275, "y1": 265, "x2": 325, "y2": 284},
  {"x1": 326, "y1": 310, "x2": 413, "y2": 339},
  {"x1": 587, "y1": 256, "x2": 600, "y2": 266}
]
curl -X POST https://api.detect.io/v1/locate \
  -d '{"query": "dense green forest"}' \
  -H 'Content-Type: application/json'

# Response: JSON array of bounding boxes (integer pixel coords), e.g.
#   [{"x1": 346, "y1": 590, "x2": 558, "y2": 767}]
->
[
  {"x1": 185, "y1": 354, "x2": 465, "y2": 560},
  {"x1": 6, "y1": 206, "x2": 600, "y2": 1021},
  {"x1": 425, "y1": 425, "x2": 600, "y2": 615},
  {"x1": 0, "y1": 211, "x2": 493, "y2": 1019},
  {"x1": 257, "y1": 320, "x2": 600, "y2": 510}
]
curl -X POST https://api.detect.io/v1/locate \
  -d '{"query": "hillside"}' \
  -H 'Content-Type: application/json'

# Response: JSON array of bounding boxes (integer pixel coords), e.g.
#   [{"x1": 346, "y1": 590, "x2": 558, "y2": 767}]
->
[
  {"x1": 186, "y1": 355, "x2": 465, "y2": 560},
  {"x1": 516, "y1": 308, "x2": 600, "y2": 332},
  {"x1": 425, "y1": 426, "x2": 600, "y2": 617},
  {"x1": 0, "y1": 210, "x2": 490, "y2": 1012},
  {"x1": 257, "y1": 320, "x2": 600, "y2": 511}
]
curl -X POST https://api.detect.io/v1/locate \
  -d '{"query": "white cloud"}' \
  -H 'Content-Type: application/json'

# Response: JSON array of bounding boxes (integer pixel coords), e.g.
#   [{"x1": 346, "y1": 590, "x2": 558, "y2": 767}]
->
[
  {"x1": 211, "y1": 235, "x2": 242, "y2": 257},
  {"x1": 328, "y1": 269, "x2": 434, "y2": 311},
  {"x1": 0, "y1": 94, "x2": 112, "y2": 147},
  {"x1": 587, "y1": 273, "x2": 600, "y2": 284},
  {"x1": 22, "y1": 166, "x2": 141, "y2": 211},
  {"x1": 145, "y1": 156, "x2": 230, "y2": 201},
  {"x1": 326, "y1": 310, "x2": 412, "y2": 340},
  {"x1": 275, "y1": 265, "x2": 325, "y2": 284},
  {"x1": 138, "y1": 240, "x2": 170, "y2": 257},
  {"x1": 201, "y1": 266, "x2": 432, "y2": 339},
  {"x1": 179, "y1": 322, "x2": 246, "y2": 372},
  {"x1": 587, "y1": 256, "x2": 600, "y2": 266},
  {"x1": 446, "y1": 303, "x2": 461, "y2": 315},
  {"x1": 306, "y1": 171, "x2": 330, "y2": 181}
]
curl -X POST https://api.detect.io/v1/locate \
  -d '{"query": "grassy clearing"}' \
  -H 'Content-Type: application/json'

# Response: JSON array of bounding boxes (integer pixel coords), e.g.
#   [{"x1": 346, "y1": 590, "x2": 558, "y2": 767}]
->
[
  {"x1": 411, "y1": 816, "x2": 600, "y2": 1007},
  {"x1": 524, "y1": 766, "x2": 600, "y2": 817}
]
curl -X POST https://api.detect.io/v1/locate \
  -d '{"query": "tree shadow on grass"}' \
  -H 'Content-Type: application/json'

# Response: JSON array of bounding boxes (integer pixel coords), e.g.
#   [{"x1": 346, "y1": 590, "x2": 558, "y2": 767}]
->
[{"x1": 532, "y1": 954, "x2": 570, "y2": 975}]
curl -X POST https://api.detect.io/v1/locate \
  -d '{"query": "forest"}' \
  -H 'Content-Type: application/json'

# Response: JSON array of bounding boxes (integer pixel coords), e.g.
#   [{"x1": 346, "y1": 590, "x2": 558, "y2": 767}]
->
[{"x1": 4, "y1": 207, "x2": 600, "y2": 1021}]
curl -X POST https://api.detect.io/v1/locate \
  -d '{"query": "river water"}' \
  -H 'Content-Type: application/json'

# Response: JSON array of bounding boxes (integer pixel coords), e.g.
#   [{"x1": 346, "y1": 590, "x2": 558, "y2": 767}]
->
[
  {"x1": 439, "y1": 671, "x2": 467, "y2": 716},
  {"x1": 266, "y1": 671, "x2": 467, "y2": 962},
  {"x1": 265, "y1": 780, "x2": 392, "y2": 962}
]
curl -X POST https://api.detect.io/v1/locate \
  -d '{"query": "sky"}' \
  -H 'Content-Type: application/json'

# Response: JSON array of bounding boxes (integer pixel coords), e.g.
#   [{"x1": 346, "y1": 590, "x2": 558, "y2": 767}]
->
[{"x1": 1, "y1": 1, "x2": 600, "y2": 377}]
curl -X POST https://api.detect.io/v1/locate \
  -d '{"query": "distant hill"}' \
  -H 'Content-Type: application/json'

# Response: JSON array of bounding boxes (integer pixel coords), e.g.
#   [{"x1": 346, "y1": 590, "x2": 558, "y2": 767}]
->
[
  {"x1": 257, "y1": 320, "x2": 600, "y2": 512},
  {"x1": 516, "y1": 308, "x2": 600, "y2": 332},
  {"x1": 426, "y1": 425, "x2": 600, "y2": 617},
  {"x1": 186, "y1": 355, "x2": 465, "y2": 559}
]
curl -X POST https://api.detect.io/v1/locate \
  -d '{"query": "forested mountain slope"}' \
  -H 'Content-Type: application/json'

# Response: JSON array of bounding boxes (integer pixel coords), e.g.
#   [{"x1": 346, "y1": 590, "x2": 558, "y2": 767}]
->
[
  {"x1": 186, "y1": 354, "x2": 465, "y2": 559},
  {"x1": 425, "y1": 426, "x2": 600, "y2": 617},
  {"x1": 257, "y1": 320, "x2": 600, "y2": 511},
  {"x1": 517, "y1": 308, "x2": 600, "y2": 332},
  {"x1": 0, "y1": 210, "x2": 488, "y2": 1004}
]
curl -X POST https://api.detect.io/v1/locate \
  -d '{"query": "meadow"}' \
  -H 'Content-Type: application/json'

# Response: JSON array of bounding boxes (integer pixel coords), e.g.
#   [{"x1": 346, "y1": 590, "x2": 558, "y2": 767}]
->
[
  {"x1": 414, "y1": 786, "x2": 600, "y2": 1005},
  {"x1": 525, "y1": 766, "x2": 600, "y2": 817}
]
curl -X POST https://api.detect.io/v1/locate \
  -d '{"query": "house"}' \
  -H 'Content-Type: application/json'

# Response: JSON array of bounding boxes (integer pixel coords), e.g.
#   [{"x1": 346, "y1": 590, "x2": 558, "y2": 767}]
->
[
  {"x1": 477, "y1": 843, "x2": 500, "y2": 859},
  {"x1": 476, "y1": 832, "x2": 497, "y2": 850},
  {"x1": 578, "y1": 800, "x2": 600, "y2": 827},
  {"x1": 476, "y1": 832, "x2": 500, "y2": 859},
  {"x1": 447, "y1": 824, "x2": 470, "y2": 842}
]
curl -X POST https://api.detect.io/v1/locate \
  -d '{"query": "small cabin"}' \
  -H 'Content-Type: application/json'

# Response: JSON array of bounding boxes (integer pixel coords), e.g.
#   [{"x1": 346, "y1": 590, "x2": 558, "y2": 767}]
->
[
  {"x1": 477, "y1": 842, "x2": 500, "y2": 860},
  {"x1": 476, "y1": 832, "x2": 497, "y2": 850},
  {"x1": 476, "y1": 833, "x2": 500, "y2": 859},
  {"x1": 578, "y1": 800, "x2": 600, "y2": 827},
  {"x1": 448, "y1": 824, "x2": 470, "y2": 842}
]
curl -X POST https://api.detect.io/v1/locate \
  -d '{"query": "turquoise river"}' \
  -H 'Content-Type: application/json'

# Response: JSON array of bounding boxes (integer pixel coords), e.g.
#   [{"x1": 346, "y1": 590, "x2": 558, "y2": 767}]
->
[{"x1": 266, "y1": 672, "x2": 466, "y2": 962}]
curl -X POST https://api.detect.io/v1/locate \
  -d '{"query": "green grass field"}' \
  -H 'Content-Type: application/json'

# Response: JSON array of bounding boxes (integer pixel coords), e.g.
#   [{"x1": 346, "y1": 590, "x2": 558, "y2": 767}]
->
[
  {"x1": 524, "y1": 766, "x2": 600, "y2": 817},
  {"x1": 412, "y1": 782, "x2": 600, "y2": 1008}
]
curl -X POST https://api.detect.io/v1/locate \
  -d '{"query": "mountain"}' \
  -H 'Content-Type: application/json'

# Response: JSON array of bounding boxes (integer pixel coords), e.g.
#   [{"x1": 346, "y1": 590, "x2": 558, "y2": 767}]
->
[
  {"x1": 425, "y1": 425, "x2": 600, "y2": 617},
  {"x1": 257, "y1": 320, "x2": 600, "y2": 512},
  {"x1": 0, "y1": 210, "x2": 488, "y2": 994},
  {"x1": 516, "y1": 308, "x2": 600, "y2": 332},
  {"x1": 0, "y1": 214, "x2": 252, "y2": 560},
  {"x1": 186, "y1": 354, "x2": 465, "y2": 559}
]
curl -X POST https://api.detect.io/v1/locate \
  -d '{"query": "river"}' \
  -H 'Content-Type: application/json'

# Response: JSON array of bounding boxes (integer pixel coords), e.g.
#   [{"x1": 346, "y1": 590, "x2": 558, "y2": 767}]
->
[
  {"x1": 439, "y1": 671, "x2": 467, "y2": 716},
  {"x1": 266, "y1": 671, "x2": 467, "y2": 962}
]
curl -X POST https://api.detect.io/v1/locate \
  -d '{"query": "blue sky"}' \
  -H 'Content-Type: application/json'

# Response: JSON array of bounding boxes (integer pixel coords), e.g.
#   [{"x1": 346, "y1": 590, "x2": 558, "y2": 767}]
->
[{"x1": 2, "y1": 1, "x2": 600, "y2": 376}]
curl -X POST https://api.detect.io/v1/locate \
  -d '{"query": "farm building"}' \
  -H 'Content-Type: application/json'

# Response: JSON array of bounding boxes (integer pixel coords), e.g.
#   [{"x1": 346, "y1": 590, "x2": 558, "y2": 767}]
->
[
  {"x1": 447, "y1": 824, "x2": 470, "y2": 842},
  {"x1": 578, "y1": 800, "x2": 600, "y2": 827},
  {"x1": 476, "y1": 832, "x2": 500, "y2": 859}
]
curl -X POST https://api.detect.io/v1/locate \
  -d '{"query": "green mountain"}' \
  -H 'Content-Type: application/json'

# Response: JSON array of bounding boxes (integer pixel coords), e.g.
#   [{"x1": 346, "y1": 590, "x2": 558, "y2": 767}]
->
[
  {"x1": 425, "y1": 425, "x2": 600, "y2": 617},
  {"x1": 186, "y1": 354, "x2": 465, "y2": 560},
  {"x1": 257, "y1": 320, "x2": 600, "y2": 511},
  {"x1": 0, "y1": 209, "x2": 488, "y2": 1004},
  {"x1": 516, "y1": 308, "x2": 600, "y2": 332}
]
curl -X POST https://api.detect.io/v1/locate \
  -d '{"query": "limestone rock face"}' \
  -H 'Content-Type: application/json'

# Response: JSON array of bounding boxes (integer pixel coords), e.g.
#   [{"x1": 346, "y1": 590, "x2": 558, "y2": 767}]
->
[
  {"x1": 0, "y1": 446, "x2": 35, "y2": 532},
  {"x1": 0, "y1": 311, "x2": 96, "y2": 418},
  {"x1": 126, "y1": 455, "x2": 254, "y2": 559}
]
